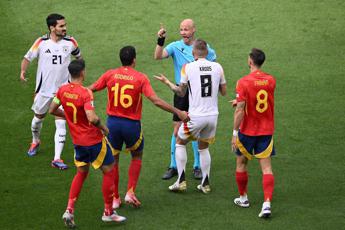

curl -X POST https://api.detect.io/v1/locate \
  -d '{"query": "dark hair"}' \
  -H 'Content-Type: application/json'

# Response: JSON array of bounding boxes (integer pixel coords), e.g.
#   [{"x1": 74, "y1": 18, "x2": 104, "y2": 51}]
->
[
  {"x1": 119, "y1": 46, "x2": 136, "y2": 66},
  {"x1": 46, "y1": 13, "x2": 65, "y2": 30},
  {"x1": 249, "y1": 48, "x2": 265, "y2": 67},
  {"x1": 193, "y1": 39, "x2": 208, "y2": 57},
  {"x1": 68, "y1": 59, "x2": 85, "y2": 78}
]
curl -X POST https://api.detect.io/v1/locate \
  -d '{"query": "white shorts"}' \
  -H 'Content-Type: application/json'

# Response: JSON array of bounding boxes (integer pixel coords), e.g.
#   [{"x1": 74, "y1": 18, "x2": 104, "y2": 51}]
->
[
  {"x1": 177, "y1": 115, "x2": 218, "y2": 144},
  {"x1": 31, "y1": 94, "x2": 63, "y2": 115}
]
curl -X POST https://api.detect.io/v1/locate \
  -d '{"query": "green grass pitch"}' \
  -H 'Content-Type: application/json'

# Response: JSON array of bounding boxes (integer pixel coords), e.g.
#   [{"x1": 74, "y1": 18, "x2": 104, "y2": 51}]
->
[{"x1": 0, "y1": 0, "x2": 344, "y2": 229}]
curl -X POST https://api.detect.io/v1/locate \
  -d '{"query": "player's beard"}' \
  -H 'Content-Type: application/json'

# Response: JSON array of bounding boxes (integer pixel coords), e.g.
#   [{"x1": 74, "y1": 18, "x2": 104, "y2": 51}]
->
[{"x1": 56, "y1": 30, "x2": 67, "y2": 38}]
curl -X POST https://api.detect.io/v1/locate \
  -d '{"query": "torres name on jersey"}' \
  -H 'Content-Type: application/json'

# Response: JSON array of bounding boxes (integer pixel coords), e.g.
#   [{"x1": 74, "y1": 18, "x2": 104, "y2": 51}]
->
[{"x1": 236, "y1": 70, "x2": 276, "y2": 136}]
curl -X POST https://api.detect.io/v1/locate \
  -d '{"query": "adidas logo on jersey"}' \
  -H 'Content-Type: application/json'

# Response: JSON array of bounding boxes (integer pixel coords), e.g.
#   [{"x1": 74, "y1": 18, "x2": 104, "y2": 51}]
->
[{"x1": 45, "y1": 49, "x2": 51, "y2": 53}]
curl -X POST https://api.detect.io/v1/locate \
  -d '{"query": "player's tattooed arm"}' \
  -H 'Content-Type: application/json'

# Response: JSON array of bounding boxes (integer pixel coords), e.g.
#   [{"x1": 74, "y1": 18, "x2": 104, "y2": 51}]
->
[
  {"x1": 154, "y1": 74, "x2": 187, "y2": 97},
  {"x1": 174, "y1": 83, "x2": 187, "y2": 97}
]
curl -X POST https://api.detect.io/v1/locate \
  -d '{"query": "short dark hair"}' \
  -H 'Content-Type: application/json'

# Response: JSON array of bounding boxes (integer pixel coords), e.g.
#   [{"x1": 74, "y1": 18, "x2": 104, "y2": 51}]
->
[
  {"x1": 68, "y1": 59, "x2": 85, "y2": 78},
  {"x1": 193, "y1": 39, "x2": 208, "y2": 57},
  {"x1": 249, "y1": 48, "x2": 265, "y2": 67},
  {"x1": 119, "y1": 46, "x2": 136, "y2": 66},
  {"x1": 46, "y1": 13, "x2": 65, "y2": 30}
]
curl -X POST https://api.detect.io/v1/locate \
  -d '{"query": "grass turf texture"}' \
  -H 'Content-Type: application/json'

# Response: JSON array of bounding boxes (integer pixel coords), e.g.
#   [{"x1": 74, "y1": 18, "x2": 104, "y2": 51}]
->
[{"x1": 0, "y1": 0, "x2": 344, "y2": 229}]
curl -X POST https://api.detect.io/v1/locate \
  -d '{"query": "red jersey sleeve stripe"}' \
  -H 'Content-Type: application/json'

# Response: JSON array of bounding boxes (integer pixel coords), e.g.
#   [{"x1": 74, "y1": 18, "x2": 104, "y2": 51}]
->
[
  {"x1": 31, "y1": 38, "x2": 43, "y2": 51},
  {"x1": 70, "y1": 37, "x2": 78, "y2": 47}
]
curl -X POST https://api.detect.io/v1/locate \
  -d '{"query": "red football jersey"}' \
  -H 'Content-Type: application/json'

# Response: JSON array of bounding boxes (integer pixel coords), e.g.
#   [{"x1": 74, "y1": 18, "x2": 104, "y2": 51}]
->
[
  {"x1": 92, "y1": 66, "x2": 156, "y2": 120},
  {"x1": 55, "y1": 83, "x2": 103, "y2": 146},
  {"x1": 236, "y1": 70, "x2": 276, "y2": 136}
]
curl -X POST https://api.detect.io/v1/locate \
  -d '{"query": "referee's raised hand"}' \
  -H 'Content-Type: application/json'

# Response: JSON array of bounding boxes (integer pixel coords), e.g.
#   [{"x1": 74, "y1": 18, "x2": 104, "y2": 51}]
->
[{"x1": 157, "y1": 23, "x2": 166, "y2": 38}]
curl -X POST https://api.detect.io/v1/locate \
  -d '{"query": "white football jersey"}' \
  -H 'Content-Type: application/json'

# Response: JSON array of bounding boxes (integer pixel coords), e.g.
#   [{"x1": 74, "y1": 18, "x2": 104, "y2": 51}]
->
[
  {"x1": 180, "y1": 58, "x2": 226, "y2": 116},
  {"x1": 24, "y1": 34, "x2": 81, "y2": 97}
]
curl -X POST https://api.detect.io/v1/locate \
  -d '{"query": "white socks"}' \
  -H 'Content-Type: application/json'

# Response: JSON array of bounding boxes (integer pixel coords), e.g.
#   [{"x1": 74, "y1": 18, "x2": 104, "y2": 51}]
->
[
  {"x1": 199, "y1": 148, "x2": 211, "y2": 186},
  {"x1": 31, "y1": 116, "x2": 43, "y2": 143},
  {"x1": 263, "y1": 201, "x2": 271, "y2": 208},
  {"x1": 54, "y1": 120, "x2": 66, "y2": 160},
  {"x1": 175, "y1": 144, "x2": 187, "y2": 183},
  {"x1": 240, "y1": 194, "x2": 248, "y2": 201}
]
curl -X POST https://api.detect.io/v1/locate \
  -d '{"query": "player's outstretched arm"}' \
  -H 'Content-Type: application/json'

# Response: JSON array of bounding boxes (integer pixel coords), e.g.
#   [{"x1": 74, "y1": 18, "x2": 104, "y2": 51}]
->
[
  {"x1": 85, "y1": 110, "x2": 109, "y2": 135},
  {"x1": 229, "y1": 99, "x2": 238, "y2": 107},
  {"x1": 87, "y1": 84, "x2": 96, "y2": 92},
  {"x1": 154, "y1": 74, "x2": 187, "y2": 97},
  {"x1": 49, "y1": 99, "x2": 65, "y2": 118},
  {"x1": 20, "y1": 58, "x2": 30, "y2": 82},
  {"x1": 231, "y1": 101, "x2": 245, "y2": 152},
  {"x1": 147, "y1": 94, "x2": 189, "y2": 122}
]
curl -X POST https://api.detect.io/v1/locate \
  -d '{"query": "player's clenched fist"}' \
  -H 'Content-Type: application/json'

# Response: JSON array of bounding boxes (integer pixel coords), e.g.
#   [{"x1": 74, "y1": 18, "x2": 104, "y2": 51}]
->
[{"x1": 157, "y1": 23, "x2": 166, "y2": 38}]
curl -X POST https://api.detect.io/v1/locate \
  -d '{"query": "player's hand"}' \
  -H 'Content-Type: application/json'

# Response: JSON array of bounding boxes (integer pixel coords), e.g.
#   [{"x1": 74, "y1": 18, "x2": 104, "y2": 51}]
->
[
  {"x1": 177, "y1": 111, "x2": 190, "y2": 123},
  {"x1": 157, "y1": 23, "x2": 166, "y2": 38},
  {"x1": 154, "y1": 74, "x2": 170, "y2": 85},
  {"x1": 20, "y1": 71, "x2": 28, "y2": 82},
  {"x1": 101, "y1": 125, "x2": 109, "y2": 136},
  {"x1": 229, "y1": 99, "x2": 237, "y2": 107},
  {"x1": 231, "y1": 136, "x2": 237, "y2": 152}
]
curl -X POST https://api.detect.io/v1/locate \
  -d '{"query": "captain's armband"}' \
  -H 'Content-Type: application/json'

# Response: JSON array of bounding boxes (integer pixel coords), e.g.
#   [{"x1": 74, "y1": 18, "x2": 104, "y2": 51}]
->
[{"x1": 53, "y1": 97, "x2": 60, "y2": 105}]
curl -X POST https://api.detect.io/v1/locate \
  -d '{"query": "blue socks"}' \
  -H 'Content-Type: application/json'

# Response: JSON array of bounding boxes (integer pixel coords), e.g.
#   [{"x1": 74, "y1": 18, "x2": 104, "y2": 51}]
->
[
  {"x1": 169, "y1": 134, "x2": 200, "y2": 169},
  {"x1": 169, "y1": 134, "x2": 177, "y2": 169},
  {"x1": 192, "y1": 141, "x2": 200, "y2": 169}
]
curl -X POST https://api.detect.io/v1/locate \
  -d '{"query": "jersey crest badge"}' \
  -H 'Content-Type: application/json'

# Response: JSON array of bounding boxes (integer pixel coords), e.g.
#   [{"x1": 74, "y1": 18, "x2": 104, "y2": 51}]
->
[{"x1": 63, "y1": 46, "x2": 69, "y2": 53}]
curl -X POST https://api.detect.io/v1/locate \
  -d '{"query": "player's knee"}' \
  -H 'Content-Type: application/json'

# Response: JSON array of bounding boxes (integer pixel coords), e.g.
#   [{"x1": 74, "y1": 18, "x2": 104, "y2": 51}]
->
[
  {"x1": 175, "y1": 143, "x2": 186, "y2": 150},
  {"x1": 35, "y1": 113, "x2": 46, "y2": 119},
  {"x1": 101, "y1": 162, "x2": 115, "y2": 173},
  {"x1": 236, "y1": 156, "x2": 248, "y2": 171},
  {"x1": 198, "y1": 148, "x2": 209, "y2": 155},
  {"x1": 261, "y1": 166, "x2": 273, "y2": 174},
  {"x1": 176, "y1": 136, "x2": 188, "y2": 145},
  {"x1": 131, "y1": 151, "x2": 143, "y2": 159},
  {"x1": 198, "y1": 141, "x2": 209, "y2": 150}
]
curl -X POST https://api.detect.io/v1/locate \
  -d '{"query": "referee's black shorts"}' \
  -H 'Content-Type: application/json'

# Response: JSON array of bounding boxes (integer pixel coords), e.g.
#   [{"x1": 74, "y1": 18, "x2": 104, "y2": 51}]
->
[{"x1": 172, "y1": 90, "x2": 189, "y2": 121}]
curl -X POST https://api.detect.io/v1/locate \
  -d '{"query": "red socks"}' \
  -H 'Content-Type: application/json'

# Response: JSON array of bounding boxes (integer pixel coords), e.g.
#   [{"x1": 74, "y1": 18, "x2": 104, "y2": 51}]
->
[
  {"x1": 113, "y1": 164, "x2": 119, "y2": 199},
  {"x1": 263, "y1": 173, "x2": 274, "y2": 201},
  {"x1": 236, "y1": 171, "x2": 274, "y2": 202},
  {"x1": 127, "y1": 159, "x2": 142, "y2": 193},
  {"x1": 236, "y1": 171, "x2": 248, "y2": 196},
  {"x1": 67, "y1": 171, "x2": 88, "y2": 213},
  {"x1": 102, "y1": 167, "x2": 115, "y2": 214}
]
